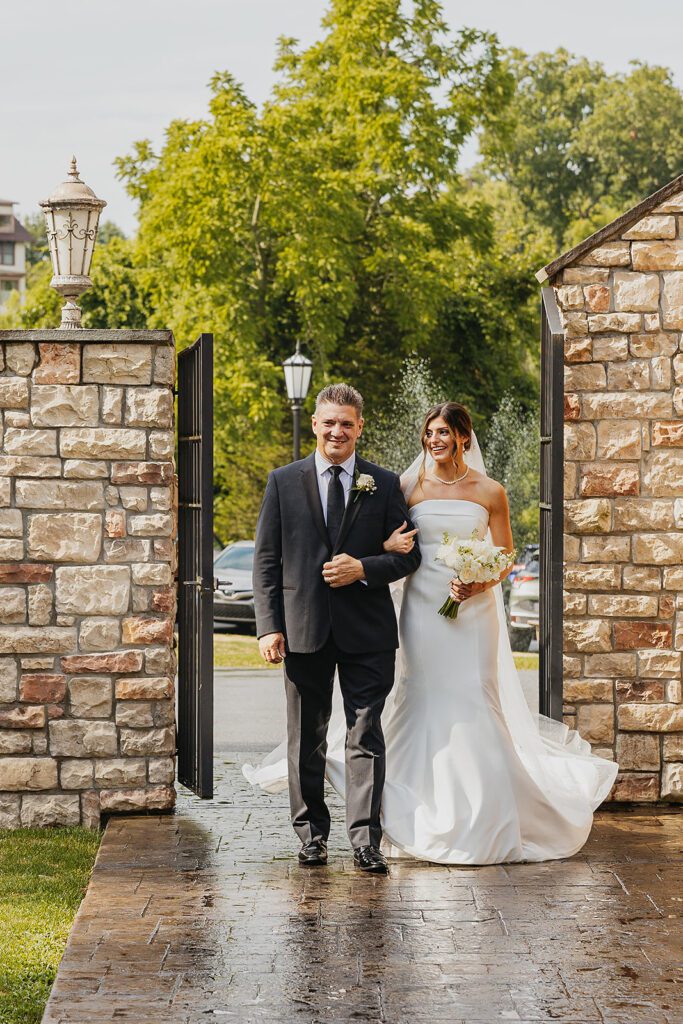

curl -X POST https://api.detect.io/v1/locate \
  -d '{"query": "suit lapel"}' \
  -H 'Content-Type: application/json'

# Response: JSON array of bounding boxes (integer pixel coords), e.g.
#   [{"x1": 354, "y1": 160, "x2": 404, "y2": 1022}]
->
[
  {"x1": 333, "y1": 457, "x2": 368, "y2": 555},
  {"x1": 300, "y1": 455, "x2": 331, "y2": 551}
]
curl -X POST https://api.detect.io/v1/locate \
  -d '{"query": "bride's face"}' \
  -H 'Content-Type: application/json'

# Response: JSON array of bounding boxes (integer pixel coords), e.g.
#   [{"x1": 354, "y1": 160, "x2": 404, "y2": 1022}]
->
[{"x1": 424, "y1": 416, "x2": 460, "y2": 464}]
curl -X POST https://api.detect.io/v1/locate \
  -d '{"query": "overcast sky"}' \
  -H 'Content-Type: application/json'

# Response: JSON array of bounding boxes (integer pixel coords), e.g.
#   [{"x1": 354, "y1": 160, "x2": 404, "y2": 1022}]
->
[{"x1": 4, "y1": 0, "x2": 682, "y2": 234}]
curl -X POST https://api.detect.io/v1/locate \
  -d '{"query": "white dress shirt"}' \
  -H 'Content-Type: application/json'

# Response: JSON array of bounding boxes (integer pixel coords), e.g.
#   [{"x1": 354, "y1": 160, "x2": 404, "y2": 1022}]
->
[
  {"x1": 315, "y1": 450, "x2": 356, "y2": 523},
  {"x1": 314, "y1": 450, "x2": 367, "y2": 583}
]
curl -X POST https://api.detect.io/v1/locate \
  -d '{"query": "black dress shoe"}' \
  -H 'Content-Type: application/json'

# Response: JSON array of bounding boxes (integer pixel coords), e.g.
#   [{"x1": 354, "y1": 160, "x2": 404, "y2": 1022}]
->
[
  {"x1": 353, "y1": 845, "x2": 388, "y2": 874},
  {"x1": 298, "y1": 838, "x2": 328, "y2": 866}
]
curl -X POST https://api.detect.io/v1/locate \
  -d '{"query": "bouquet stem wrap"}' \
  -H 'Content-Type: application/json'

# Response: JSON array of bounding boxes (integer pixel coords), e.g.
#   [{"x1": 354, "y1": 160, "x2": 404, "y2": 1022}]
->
[{"x1": 438, "y1": 593, "x2": 461, "y2": 620}]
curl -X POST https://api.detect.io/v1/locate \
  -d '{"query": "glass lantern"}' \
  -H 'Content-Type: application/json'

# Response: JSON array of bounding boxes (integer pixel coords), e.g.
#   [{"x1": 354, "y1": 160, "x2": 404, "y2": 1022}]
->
[{"x1": 40, "y1": 157, "x2": 106, "y2": 329}]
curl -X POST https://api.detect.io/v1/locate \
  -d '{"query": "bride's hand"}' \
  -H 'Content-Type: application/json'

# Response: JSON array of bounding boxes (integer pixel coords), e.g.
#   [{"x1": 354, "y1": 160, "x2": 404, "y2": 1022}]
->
[
  {"x1": 383, "y1": 520, "x2": 418, "y2": 554},
  {"x1": 450, "y1": 579, "x2": 485, "y2": 602}
]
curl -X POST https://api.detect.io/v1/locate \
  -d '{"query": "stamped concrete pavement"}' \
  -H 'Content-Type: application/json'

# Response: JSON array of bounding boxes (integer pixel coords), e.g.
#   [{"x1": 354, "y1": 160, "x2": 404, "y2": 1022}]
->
[
  {"x1": 42, "y1": 751, "x2": 682, "y2": 1023},
  {"x1": 41, "y1": 664, "x2": 682, "y2": 1022}
]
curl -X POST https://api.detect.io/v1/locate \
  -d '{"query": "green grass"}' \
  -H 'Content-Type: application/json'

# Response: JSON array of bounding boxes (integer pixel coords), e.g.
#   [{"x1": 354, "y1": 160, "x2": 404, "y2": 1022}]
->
[
  {"x1": 214, "y1": 633, "x2": 278, "y2": 670},
  {"x1": 513, "y1": 652, "x2": 539, "y2": 671},
  {"x1": 0, "y1": 828, "x2": 101, "y2": 1024},
  {"x1": 214, "y1": 633, "x2": 539, "y2": 673}
]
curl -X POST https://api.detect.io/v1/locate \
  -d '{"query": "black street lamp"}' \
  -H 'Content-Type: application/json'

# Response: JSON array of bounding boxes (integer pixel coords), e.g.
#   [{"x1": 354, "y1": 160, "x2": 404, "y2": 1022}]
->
[{"x1": 282, "y1": 342, "x2": 313, "y2": 462}]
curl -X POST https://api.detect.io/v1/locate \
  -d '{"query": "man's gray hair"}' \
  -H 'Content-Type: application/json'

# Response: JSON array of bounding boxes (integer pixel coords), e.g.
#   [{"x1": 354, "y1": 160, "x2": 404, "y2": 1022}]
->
[{"x1": 315, "y1": 383, "x2": 364, "y2": 415}]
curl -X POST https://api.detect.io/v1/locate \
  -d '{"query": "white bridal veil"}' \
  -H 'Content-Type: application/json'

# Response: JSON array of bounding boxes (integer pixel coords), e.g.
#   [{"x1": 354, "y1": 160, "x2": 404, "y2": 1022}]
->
[{"x1": 244, "y1": 431, "x2": 617, "y2": 809}]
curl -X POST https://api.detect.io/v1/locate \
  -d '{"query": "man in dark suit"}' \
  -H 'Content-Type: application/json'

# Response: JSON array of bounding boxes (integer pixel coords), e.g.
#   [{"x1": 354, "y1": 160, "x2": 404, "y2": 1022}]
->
[{"x1": 253, "y1": 383, "x2": 420, "y2": 873}]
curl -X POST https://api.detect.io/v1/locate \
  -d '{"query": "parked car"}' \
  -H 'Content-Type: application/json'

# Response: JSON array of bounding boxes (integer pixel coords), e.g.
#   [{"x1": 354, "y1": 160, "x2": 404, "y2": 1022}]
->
[
  {"x1": 502, "y1": 543, "x2": 538, "y2": 610},
  {"x1": 213, "y1": 540, "x2": 256, "y2": 633},
  {"x1": 507, "y1": 556, "x2": 539, "y2": 651}
]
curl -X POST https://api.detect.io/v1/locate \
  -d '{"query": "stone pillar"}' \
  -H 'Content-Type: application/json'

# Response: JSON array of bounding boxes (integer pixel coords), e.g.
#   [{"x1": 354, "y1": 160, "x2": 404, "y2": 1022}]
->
[
  {"x1": 552, "y1": 198, "x2": 683, "y2": 803},
  {"x1": 0, "y1": 330, "x2": 177, "y2": 828}
]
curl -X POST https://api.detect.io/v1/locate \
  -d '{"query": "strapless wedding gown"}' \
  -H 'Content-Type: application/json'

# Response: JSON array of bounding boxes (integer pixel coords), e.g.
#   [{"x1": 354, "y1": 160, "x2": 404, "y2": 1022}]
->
[{"x1": 244, "y1": 499, "x2": 618, "y2": 864}]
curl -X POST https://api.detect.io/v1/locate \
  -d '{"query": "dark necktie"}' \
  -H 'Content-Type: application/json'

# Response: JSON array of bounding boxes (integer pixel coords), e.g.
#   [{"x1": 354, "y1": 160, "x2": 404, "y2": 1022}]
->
[{"x1": 326, "y1": 465, "x2": 345, "y2": 545}]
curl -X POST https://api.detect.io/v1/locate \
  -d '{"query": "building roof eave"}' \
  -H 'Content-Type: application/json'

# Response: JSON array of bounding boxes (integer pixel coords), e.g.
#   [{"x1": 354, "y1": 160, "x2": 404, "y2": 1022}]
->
[
  {"x1": 536, "y1": 171, "x2": 683, "y2": 284},
  {"x1": 0, "y1": 219, "x2": 32, "y2": 244}
]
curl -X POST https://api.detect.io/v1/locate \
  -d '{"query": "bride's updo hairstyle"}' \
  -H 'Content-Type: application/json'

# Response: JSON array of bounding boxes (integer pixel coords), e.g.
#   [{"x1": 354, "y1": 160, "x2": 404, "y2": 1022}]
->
[{"x1": 418, "y1": 402, "x2": 473, "y2": 487}]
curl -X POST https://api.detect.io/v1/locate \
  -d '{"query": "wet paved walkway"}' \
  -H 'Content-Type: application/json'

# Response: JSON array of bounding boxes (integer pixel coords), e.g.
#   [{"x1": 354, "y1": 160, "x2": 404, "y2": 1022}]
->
[{"x1": 43, "y1": 757, "x2": 682, "y2": 1024}]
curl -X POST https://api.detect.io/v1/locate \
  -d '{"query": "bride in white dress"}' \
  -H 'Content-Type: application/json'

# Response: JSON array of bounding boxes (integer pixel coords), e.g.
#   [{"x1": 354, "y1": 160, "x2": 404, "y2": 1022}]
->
[{"x1": 245, "y1": 402, "x2": 618, "y2": 864}]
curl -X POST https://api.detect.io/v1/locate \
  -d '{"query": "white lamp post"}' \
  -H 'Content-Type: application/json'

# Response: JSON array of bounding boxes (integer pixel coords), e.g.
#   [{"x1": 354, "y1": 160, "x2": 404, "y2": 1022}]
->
[
  {"x1": 282, "y1": 342, "x2": 313, "y2": 461},
  {"x1": 40, "y1": 157, "x2": 106, "y2": 329}
]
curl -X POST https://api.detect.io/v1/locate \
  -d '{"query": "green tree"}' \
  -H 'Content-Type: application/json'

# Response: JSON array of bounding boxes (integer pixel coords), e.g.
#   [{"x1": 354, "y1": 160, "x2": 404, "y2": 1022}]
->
[
  {"x1": 19, "y1": 213, "x2": 125, "y2": 268},
  {"x1": 0, "y1": 235, "x2": 147, "y2": 331},
  {"x1": 116, "y1": 0, "x2": 515, "y2": 539},
  {"x1": 364, "y1": 356, "x2": 445, "y2": 472},
  {"x1": 566, "y1": 62, "x2": 683, "y2": 246},
  {"x1": 484, "y1": 393, "x2": 539, "y2": 548},
  {"x1": 21, "y1": 212, "x2": 51, "y2": 266},
  {"x1": 478, "y1": 49, "x2": 607, "y2": 248},
  {"x1": 479, "y1": 51, "x2": 683, "y2": 250}
]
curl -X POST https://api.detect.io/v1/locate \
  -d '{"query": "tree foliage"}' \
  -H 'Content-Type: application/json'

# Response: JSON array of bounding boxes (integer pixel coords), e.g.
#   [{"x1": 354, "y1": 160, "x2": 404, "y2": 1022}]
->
[
  {"x1": 11, "y1": 8, "x2": 683, "y2": 543},
  {"x1": 0, "y1": 235, "x2": 148, "y2": 331},
  {"x1": 484, "y1": 393, "x2": 539, "y2": 548},
  {"x1": 114, "y1": 0, "x2": 516, "y2": 539},
  {"x1": 479, "y1": 52, "x2": 683, "y2": 250}
]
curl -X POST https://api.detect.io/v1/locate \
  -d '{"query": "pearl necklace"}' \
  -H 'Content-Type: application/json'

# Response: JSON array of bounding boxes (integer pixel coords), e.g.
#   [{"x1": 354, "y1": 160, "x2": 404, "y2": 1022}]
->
[{"x1": 428, "y1": 465, "x2": 469, "y2": 486}]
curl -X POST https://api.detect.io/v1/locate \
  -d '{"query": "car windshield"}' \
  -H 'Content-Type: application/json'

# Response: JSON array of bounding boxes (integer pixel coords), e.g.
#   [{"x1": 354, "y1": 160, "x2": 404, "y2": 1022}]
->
[{"x1": 214, "y1": 546, "x2": 254, "y2": 571}]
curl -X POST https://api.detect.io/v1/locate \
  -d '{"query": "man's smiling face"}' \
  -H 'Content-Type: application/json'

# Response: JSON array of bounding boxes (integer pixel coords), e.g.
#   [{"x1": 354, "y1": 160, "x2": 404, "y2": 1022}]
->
[{"x1": 312, "y1": 402, "x2": 363, "y2": 464}]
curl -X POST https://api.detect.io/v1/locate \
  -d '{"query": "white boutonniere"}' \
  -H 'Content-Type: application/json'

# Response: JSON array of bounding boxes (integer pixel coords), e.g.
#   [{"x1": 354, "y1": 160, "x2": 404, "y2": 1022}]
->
[{"x1": 352, "y1": 471, "x2": 377, "y2": 502}]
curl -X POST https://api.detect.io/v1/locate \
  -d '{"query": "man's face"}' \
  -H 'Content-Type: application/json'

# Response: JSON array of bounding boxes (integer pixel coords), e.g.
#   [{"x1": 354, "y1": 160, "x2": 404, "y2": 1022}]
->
[{"x1": 312, "y1": 402, "x2": 363, "y2": 464}]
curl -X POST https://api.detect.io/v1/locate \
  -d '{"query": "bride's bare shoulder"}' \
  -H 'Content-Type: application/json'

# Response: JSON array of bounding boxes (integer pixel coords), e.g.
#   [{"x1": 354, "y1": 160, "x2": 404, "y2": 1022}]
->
[
  {"x1": 476, "y1": 473, "x2": 508, "y2": 509},
  {"x1": 407, "y1": 483, "x2": 425, "y2": 509}
]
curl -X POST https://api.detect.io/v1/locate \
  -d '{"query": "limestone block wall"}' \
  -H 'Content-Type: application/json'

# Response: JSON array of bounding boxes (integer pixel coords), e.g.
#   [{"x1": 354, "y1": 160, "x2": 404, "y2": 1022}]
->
[
  {"x1": 0, "y1": 330, "x2": 177, "y2": 828},
  {"x1": 553, "y1": 196, "x2": 683, "y2": 802}
]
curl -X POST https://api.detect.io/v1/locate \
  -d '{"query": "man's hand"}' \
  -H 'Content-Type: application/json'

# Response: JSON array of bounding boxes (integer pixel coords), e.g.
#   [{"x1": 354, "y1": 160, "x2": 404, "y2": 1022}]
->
[
  {"x1": 259, "y1": 632, "x2": 286, "y2": 664},
  {"x1": 322, "y1": 553, "x2": 365, "y2": 588}
]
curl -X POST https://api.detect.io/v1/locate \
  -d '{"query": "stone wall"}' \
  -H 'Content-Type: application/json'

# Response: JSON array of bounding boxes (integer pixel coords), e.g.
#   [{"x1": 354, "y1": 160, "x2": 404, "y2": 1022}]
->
[
  {"x1": 552, "y1": 196, "x2": 683, "y2": 803},
  {"x1": 0, "y1": 330, "x2": 177, "y2": 827}
]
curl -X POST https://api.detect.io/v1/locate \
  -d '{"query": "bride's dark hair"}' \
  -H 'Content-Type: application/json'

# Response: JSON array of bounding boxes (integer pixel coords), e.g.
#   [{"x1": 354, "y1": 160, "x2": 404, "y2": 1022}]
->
[{"x1": 418, "y1": 402, "x2": 473, "y2": 488}]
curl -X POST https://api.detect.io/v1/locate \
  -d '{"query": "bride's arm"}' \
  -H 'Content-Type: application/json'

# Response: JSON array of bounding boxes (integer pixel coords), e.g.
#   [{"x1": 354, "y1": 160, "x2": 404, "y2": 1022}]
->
[
  {"x1": 383, "y1": 520, "x2": 418, "y2": 554},
  {"x1": 360, "y1": 476, "x2": 421, "y2": 586},
  {"x1": 450, "y1": 484, "x2": 514, "y2": 602}
]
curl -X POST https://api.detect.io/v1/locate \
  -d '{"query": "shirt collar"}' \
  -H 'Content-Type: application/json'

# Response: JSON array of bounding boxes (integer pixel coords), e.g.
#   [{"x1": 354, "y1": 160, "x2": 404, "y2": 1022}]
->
[{"x1": 315, "y1": 449, "x2": 356, "y2": 479}]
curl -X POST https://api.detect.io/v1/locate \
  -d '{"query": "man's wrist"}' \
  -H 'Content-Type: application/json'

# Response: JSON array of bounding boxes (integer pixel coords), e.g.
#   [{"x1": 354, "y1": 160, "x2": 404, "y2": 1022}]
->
[{"x1": 356, "y1": 558, "x2": 366, "y2": 581}]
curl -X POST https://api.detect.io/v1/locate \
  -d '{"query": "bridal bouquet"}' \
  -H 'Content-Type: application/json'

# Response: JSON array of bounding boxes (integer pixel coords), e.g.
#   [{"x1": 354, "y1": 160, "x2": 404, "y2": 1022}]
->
[{"x1": 435, "y1": 531, "x2": 515, "y2": 620}]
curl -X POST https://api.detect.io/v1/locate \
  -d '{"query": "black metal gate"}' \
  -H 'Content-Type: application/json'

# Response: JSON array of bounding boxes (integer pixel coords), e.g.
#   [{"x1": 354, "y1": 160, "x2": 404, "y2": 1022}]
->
[
  {"x1": 539, "y1": 289, "x2": 564, "y2": 721},
  {"x1": 177, "y1": 333, "x2": 214, "y2": 798}
]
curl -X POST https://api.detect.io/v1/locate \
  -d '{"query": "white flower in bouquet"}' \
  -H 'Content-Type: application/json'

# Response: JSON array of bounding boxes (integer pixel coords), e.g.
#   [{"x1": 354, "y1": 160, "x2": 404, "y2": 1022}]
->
[{"x1": 435, "y1": 530, "x2": 515, "y2": 620}]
